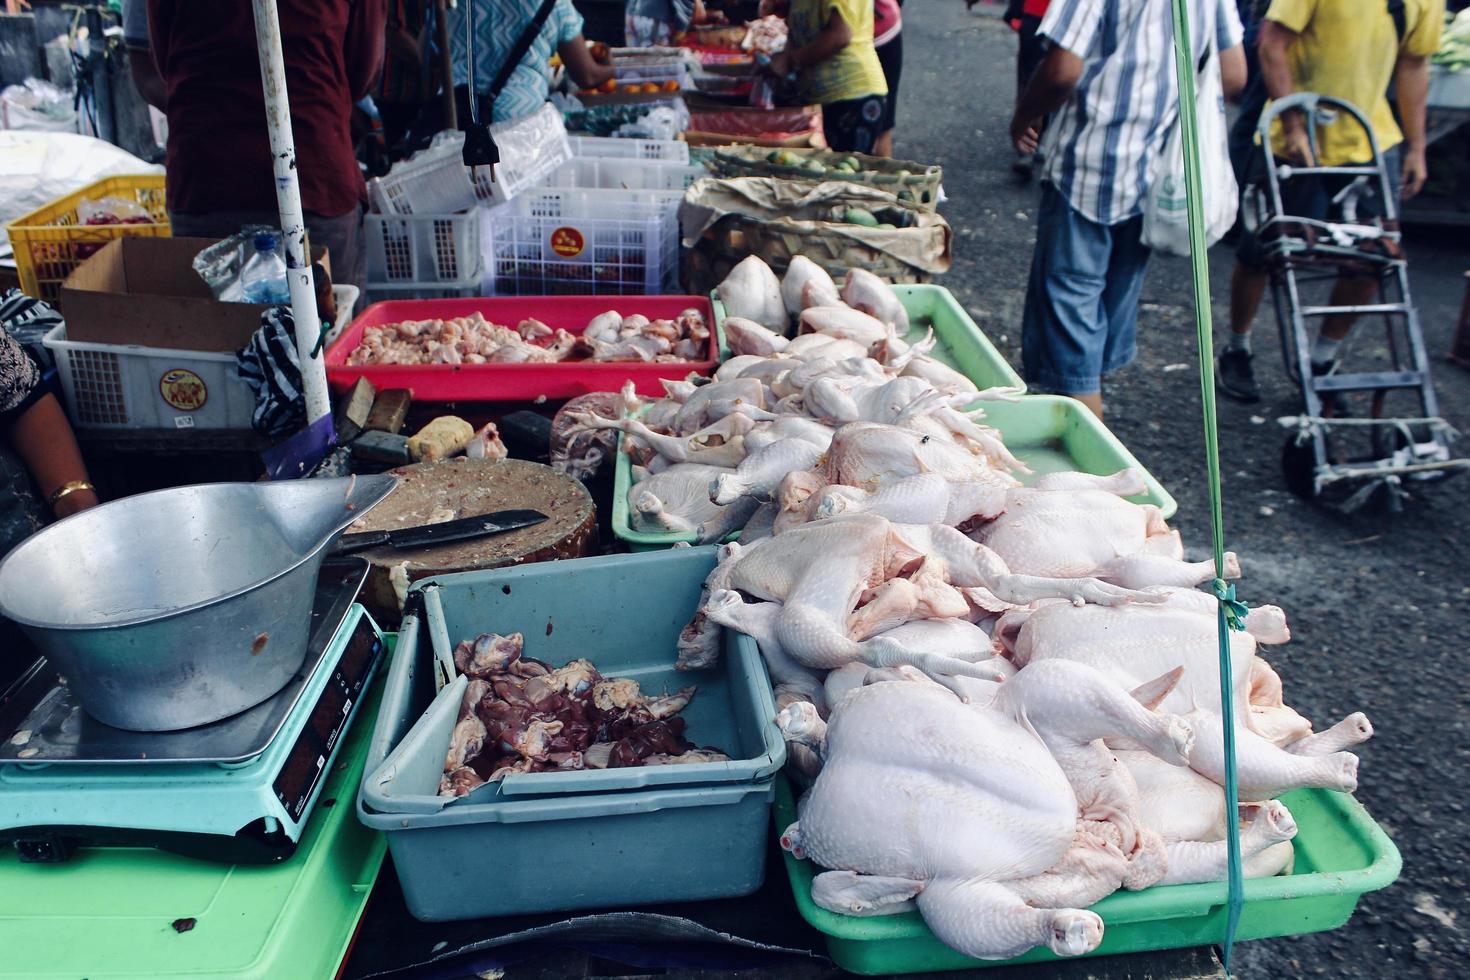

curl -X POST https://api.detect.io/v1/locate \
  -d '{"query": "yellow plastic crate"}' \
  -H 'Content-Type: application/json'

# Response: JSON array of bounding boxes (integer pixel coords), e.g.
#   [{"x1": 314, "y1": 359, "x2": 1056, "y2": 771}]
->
[{"x1": 7, "y1": 175, "x2": 170, "y2": 304}]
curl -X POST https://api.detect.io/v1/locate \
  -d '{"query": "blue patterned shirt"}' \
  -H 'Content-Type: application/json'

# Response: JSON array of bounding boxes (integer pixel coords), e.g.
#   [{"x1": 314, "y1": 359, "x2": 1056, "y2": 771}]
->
[
  {"x1": 1039, "y1": 0, "x2": 1244, "y2": 225},
  {"x1": 448, "y1": 0, "x2": 584, "y2": 124}
]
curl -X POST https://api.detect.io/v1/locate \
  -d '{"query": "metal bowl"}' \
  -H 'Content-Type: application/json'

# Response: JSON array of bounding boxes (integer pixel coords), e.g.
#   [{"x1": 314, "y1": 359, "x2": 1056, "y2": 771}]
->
[{"x1": 0, "y1": 475, "x2": 397, "y2": 732}]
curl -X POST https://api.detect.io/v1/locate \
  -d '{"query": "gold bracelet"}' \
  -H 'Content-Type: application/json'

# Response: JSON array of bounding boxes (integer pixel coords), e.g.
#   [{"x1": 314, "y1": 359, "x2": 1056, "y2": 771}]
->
[{"x1": 49, "y1": 480, "x2": 96, "y2": 509}]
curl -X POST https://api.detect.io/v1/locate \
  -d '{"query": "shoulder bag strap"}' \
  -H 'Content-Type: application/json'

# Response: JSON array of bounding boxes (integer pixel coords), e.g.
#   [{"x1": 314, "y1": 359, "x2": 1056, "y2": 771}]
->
[
  {"x1": 1386, "y1": 0, "x2": 1407, "y2": 45},
  {"x1": 486, "y1": 0, "x2": 561, "y2": 101}
]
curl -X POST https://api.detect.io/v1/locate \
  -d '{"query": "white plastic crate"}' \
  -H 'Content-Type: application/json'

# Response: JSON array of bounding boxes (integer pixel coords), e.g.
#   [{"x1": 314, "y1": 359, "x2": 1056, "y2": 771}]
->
[
  {"x1": 568, "y1": 135, "x2": 689, "y2": 163},
  {"x1": 44, "y1": 325, "x2": 254, "y2": 430},
  {"x1": 541, "y1": 156, "x2": 704, "y2": 192},
  {"x1": 481, "y1": 187, "x2": 681, "y2": 296},
  {"x1": 469, "y1": 102, "x2": 574, "y2": 204},
  {"x1": 41, "y1": 287, "x2": 359, "y2": 431},
  {"x1": 365, "y1": 211, "x2": 481, "y2": 285},
  {"x1": 368, "y1": 131, "x2": 477, "y2": 215}
]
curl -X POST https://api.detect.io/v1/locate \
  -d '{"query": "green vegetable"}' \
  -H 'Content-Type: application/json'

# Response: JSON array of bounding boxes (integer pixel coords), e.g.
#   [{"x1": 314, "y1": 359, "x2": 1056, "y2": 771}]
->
[
  {"x1": 767, "y1": 150, "x2": 783, "y2": 163},
  {"x1": 1432, "y1": 8, "x2": 1470, "y2": 71},
  {"x1": 878, "y1": 223, "x2": 897, "y2": 230},
  {"x1": 843, "y1": 207, "x2": 879, "y2": 227},
  {"x1": 894, "y1": 169, "x2": 913, "y2": 179}
]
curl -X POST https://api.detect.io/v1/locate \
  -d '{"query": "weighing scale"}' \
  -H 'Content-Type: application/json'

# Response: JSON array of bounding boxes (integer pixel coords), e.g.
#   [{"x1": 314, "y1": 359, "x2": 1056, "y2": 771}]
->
[{"x1": 0, "y1": 558, "x2": 385, "y2": 864}]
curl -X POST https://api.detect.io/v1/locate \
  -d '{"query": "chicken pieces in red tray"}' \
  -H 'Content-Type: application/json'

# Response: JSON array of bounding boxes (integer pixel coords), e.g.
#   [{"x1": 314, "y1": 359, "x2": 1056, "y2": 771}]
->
[
  {"x1": 439, "y1": 631, "x2": 730, "y2": 797},
  {"x1": 344, "y1": 307, "x2": 710, "y2": 367}
]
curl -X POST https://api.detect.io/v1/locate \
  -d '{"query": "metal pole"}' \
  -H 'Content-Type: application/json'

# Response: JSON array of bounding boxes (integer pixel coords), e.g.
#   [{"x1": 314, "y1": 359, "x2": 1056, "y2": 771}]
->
[
  {"x1": 87, "y1": 7, "x2": 116, "y2": 145},
  {"x1": 249, "y1": 0, "x2": 331, "y2": 425},
  {"x1": 435, "y1": 0, "x2": 458, "y2": 130}
]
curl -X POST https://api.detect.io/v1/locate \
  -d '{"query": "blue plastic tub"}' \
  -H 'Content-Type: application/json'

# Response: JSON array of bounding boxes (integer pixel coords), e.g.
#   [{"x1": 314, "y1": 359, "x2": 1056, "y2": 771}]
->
[{"x1": 357, "y1": 548, "x2": 783, "y2": 921}]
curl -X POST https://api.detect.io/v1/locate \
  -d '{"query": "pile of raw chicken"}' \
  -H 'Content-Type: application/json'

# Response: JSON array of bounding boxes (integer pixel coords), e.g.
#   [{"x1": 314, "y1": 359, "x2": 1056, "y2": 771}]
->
[
  {"x1": 562, "y1": 255, "x2": 1374, "y2": 962},
  {"x1": 440, "y1": 631, "x2": 728, "y2": 797},
  {"x1": 344, "y1": 307, "x2": 710, "y2": 366}
]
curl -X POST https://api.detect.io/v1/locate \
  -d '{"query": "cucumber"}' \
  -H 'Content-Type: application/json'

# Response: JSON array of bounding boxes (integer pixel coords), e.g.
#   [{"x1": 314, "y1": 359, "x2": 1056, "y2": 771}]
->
[{"x1": 843, "y1": 207, "x2": 880, "y2": 227}]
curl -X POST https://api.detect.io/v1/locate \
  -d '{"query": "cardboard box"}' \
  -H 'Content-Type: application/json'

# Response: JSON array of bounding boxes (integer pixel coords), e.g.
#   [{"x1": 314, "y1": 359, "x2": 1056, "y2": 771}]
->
[{"x1": 60, "y1": 237, "x2": 329, "y2": 353}]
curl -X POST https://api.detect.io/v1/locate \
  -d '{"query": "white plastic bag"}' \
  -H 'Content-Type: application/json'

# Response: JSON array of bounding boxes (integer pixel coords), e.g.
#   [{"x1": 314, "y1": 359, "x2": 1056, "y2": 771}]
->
[
  {"x1": 1141, "y1": 46, "x2": 1238, "y2": 257},
  {"x1": 0, "y1": 131, "x2": 160, "y2": 252}
]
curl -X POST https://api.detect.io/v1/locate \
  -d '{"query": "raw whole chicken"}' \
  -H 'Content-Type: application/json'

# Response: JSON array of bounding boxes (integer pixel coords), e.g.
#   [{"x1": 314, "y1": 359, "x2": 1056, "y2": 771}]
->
[
  {"x1": 629, "y1": 463, "x2": 759, "y2": 542},
  {"x1": 799, "y1": 306, "x2": 890, "y2": 346},
  {"x1": 717, "y1": 255, "x2": 786, "y2": 333},
  {"x1": 783, "y1": 661, "x2": 1199, "y2": 960},
  {"x1": 724, "y1": 317, "x2": 789, "y2": 356},
  {"x1": 841, "y1": 268, "x2": 910, "y2": 335},
  {"x1": 782, "y1": 256, "x2": 839, "y2": 316}
]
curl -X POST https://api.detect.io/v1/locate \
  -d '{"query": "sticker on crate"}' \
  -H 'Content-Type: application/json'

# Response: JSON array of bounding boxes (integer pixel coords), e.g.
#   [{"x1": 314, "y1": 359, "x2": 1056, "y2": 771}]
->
[
  {"x1": 549, "y1": 226, "x2": 587, "y2": 259},
  {"x1": 159, "y1": 368, "x2": 208, "y2": 411}
]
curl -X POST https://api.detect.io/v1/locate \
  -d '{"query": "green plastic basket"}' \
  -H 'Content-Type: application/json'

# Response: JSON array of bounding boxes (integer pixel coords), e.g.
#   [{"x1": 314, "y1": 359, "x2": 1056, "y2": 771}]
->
[
  {"x1": 0, "y1": 640, "x2": 393, "y2": 980},
  {"x1": 612, "y1": 394, "x2": 1175, "y2": 550},
  {"x1": 775, "y1": 776, "x2": 1401, "y2": 975},
  {"x1": 978, "y1": 394, "x2": 1178, "y2": 518}
]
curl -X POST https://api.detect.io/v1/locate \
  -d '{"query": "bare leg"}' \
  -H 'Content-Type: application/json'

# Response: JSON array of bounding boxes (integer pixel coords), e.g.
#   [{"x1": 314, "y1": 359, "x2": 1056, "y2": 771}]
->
[
  {"x1": 1229, "y1": 261, "x2": 1269, "y2": 336},
  {"x1": 917, "y1": 877, "x2": 1104, "y2": 961},
  {"x1": 1073, "y1": 392, "x2": 1104, "y2": 419},
  {"x1": 1285, "y1": 712, "x2": 1374, "y2": 756},
  {"x1": 1320, "y1": 275, "x2": 1379, "y2": 343}
]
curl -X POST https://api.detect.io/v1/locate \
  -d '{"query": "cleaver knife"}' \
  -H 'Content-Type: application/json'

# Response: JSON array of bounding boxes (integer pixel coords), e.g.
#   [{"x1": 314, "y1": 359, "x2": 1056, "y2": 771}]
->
[{"x1": 334, "y1": 509, "x2": 548, "y2": 555}]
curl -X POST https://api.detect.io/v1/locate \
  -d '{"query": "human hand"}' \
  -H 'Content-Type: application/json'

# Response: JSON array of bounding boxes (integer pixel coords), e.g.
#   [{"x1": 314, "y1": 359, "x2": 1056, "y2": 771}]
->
[
  {"x1": 1011, "y1": 116, "x2": 1040, "y2": 155},
  {"x1": 1400, "y1": 145, "x2": 1427, "y2": 200},
  {"x1": 1282, "y1": 121, "x2": 1315, "y2": 167},
  {"x1": 768, "y1": 51, "x2": 795, "y2": 79}
]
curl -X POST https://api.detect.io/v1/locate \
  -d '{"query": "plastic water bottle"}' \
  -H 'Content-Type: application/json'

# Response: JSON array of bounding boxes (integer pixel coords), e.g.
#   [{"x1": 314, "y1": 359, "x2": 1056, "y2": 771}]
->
[{"x1": 240, "y1": 233, "x2": 290, "y2": 305}]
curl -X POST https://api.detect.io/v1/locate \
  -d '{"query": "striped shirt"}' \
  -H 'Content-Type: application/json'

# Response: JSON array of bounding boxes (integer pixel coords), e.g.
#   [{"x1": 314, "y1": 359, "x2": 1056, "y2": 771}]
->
[{"x1": 1039, "y1": 0, "x2": 1244, "y2": 226}]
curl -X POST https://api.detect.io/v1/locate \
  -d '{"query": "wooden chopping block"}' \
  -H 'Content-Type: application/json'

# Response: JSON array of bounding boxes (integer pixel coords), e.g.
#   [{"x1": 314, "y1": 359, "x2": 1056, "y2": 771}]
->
[{"x1": 351, "y1": 458, "x2": 596, "y2": 626}]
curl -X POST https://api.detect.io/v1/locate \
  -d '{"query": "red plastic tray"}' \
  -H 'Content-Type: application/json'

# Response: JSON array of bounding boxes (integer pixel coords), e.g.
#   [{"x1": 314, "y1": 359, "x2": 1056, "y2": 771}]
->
[{"x1": 324, "y1": 295, "x2": 718, "y2": 402}]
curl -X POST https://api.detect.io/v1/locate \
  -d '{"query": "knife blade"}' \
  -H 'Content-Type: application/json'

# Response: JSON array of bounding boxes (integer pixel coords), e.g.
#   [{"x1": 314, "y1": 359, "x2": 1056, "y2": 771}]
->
[{"x1": 334, "y1": 509, "x2": 548, "y2": 555}]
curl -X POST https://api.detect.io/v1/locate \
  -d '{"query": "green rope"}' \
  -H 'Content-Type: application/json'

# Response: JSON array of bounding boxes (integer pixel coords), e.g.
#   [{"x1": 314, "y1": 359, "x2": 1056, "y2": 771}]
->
[{"x1": 1165, "y1": 0, "x2": 1247, "y2": 973}]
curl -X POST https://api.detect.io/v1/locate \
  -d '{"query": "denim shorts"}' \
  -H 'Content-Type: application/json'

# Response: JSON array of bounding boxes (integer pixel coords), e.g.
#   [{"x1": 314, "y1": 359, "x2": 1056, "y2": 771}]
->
[{"x1": 1021, "y1": 183, "x2": 1152, "y2": 395}]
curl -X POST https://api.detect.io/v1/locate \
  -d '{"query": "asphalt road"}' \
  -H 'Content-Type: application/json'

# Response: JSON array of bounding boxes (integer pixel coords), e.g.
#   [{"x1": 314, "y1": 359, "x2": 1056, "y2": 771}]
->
[{"x1": 897, "y1": 4, "x2": 1470, "y2": 977}]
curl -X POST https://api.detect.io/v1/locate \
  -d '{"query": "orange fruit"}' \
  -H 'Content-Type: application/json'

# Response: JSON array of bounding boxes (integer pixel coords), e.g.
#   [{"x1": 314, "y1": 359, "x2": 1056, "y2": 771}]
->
[
  {"x1": 600, "y1": 78, "x2": 617, "y2": 93},
  {"x1": 662, "y1": 79, "x2": 680, "y2": 92},
  {"x1": 642, "y1": 82, "x2": 659, "y2": 94}
]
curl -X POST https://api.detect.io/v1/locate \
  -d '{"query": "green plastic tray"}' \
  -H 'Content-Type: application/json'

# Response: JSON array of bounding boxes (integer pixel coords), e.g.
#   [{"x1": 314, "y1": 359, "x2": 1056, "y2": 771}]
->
[
  {"x1": 613, "y1": 392, "x2": 1176, "y2": 550},
  {"x1": 0, "y1": 643, "x2": 393, "y2": 980},
  {"x1": 978, "y1": 394, "x2": 1177, "y2": 518},
  {"x1": 775, "y1": 777, "x2": 1401, "y2": 975}
]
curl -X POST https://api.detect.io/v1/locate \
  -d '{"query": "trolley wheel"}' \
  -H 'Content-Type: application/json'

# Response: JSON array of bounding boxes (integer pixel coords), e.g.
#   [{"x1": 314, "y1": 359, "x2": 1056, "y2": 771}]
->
[{"x1": 1281, "y1": 435, "x2": 1318, "y2": 500}]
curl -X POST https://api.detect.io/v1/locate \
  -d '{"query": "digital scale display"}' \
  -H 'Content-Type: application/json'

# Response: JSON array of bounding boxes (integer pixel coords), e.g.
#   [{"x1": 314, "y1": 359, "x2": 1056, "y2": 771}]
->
[{"x1": 273, "y1": 616, "x2": 382, "y2": 822}]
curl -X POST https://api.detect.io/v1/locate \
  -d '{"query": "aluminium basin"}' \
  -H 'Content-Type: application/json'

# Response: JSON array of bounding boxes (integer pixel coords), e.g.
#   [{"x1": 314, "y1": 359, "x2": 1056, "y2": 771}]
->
[{"x1": 0, "y1": 475, "x2": 396, "y2": 732}]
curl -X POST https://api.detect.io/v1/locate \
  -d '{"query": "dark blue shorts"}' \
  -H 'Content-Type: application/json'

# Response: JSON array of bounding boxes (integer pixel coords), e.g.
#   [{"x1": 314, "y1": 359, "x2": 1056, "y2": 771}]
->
[
  {"x1": 1236, "y1": 145, "x2": 1401, "y2": 271},
  {"x1": 1021, "y1": 184, "x2": 1152, "y2": 395}
]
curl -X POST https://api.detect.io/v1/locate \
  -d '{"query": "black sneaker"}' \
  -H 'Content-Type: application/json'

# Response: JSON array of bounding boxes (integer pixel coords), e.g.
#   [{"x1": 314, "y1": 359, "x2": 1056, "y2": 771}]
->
[
  {"x1": 1217, "y1": 348, "x2": 1261, "y2": 403},
  {"x1": 1310, "y1": 359, "x2": 1350, "y2": 418}
]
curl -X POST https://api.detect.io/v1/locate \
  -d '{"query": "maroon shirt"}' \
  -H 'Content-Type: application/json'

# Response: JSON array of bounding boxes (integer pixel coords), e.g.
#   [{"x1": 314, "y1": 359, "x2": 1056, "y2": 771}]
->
[{"x1": 149, "y1": 0, "x2": 385, "y2": 217}]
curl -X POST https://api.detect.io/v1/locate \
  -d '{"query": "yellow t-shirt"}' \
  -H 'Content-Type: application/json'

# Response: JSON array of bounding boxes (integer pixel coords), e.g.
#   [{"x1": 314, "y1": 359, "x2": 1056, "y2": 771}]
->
[
  {"x1": 1265, "y1": 0, "x2": 1444, "y2": 165},
  {"x1": 788, "y1": 0, "x2": 889, "y2": 105}
]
